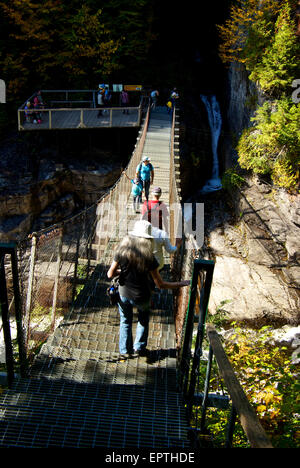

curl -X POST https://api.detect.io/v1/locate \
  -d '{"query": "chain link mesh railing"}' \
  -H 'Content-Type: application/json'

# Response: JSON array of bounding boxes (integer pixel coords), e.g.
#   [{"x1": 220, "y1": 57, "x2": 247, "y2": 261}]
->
[{"x1": 12, "y1": 101, "x2": 151, "y2": 360}]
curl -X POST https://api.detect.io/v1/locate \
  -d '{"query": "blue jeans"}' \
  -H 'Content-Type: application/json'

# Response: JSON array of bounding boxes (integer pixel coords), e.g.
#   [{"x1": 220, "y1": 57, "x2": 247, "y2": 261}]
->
[{"x1": 118, "y1": 295, "x2": 151, "y2": 354}]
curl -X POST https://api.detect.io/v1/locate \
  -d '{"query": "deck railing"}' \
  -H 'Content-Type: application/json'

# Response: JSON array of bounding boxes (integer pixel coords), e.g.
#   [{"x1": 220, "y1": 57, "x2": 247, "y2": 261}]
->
[
  {"x1": 176, "y1": 258, "x2": 273, "y2": 448},
  {"x1": 18, "y1": 90, "x2": 148, "y2": 130}
]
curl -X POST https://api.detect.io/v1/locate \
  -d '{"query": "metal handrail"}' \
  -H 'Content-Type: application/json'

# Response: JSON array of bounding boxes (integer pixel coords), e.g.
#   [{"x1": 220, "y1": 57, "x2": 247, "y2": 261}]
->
[
  {"x1": 177, "y1": 258, "x2": 273, "y2": 448},
  {"x1": 18, "y1": 89, "x2": 146, "y2": 110},
  {"x1": 178, "y1": 259, "x2": 214, "y2": 398}
]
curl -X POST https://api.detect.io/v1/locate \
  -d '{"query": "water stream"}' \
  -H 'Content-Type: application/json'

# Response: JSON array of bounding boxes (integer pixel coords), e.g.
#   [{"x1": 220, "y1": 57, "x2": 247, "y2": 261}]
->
[{"x1": 200, "y1": 95, "x2": 222, "y2": 194}]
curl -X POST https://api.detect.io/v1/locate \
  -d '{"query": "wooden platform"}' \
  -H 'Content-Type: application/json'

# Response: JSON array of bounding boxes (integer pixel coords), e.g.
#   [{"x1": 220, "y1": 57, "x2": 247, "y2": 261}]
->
[{"x1": 19, "y1": 108, "x2": 141, "y2": 131}]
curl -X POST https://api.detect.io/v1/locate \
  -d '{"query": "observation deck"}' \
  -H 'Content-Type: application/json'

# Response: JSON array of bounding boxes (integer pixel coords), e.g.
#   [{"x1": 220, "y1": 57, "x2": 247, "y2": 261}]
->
[{"x1": 17, "y1": 89, "x2": 148, "y2": 131}]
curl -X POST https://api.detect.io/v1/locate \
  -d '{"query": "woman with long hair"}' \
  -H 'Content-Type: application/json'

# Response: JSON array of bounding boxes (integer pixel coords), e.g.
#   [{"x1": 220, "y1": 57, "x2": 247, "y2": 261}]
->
[{"x1": 107, "y1": 220, "x2": 189, "y2": 358}]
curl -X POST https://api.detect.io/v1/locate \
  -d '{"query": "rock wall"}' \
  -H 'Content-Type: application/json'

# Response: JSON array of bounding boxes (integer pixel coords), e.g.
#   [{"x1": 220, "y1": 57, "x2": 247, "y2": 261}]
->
[
  {"x1": 205, "y1": 181, "x2": 299, "y2": 327},
  {"x1": 0, "y1": 156, "x2": 121, "y2": 241},
  {"x1": 204, "y1": 63, "x2": 300, "y2": 328},
  {"x1": 222, "y1": 62, "x2": 258, "y2": 170}
]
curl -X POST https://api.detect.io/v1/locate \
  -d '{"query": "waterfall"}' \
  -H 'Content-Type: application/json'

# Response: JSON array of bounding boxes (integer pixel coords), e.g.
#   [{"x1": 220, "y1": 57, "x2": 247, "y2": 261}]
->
[{"x1": 200, "y1": 94, "x2": 222, "y2": 194}]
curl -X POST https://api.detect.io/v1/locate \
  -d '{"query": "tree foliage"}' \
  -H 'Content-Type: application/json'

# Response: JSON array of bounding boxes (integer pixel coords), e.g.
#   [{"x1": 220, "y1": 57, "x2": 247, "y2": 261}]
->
[
  {"x1": 60, "y1": 4, "x2": 120, "y2": 84},
  {"x1": 225, "y1": 325, "x2": 300, "y2": 447},
  {"x1": 217, "y1": 0, "x2": 282, "y2": 68},
  {"x1": 218, "y1": 0, "x2": 300, "y2": 191},
  {"x1": 249, "y1": 2, "x2": 300, "y2": 96},
  {"x1": 237, "y1": 98, "x2": 300, "y2": 190},
  {"x1": 0, "y1": 0, "x2": 157, "y2": 99}
]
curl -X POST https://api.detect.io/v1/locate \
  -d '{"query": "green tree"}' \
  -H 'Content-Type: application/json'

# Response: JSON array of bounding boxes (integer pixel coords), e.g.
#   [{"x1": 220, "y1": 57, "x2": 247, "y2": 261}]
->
[
  {"x1": 237, "y1": 98, "x2": 300, "y2": 190},
  {"x1": 101, "y1": 0, "x2": 157, "y2": 78},
  {"x1": 60, "y1": 4, "x2": 121, "y2": 86},
  {"x1": 217, "y1": 0, "x2": 282, "y2": 67},
  {"x1": 250, "y1": 2, "x2": 300, "y2": 96},
  {"x1": 0, "y1": 0, "x2": 67, "y2": 97},
  {"x1": 0, "y1": 0, "x2": 157, "y2": 100}
]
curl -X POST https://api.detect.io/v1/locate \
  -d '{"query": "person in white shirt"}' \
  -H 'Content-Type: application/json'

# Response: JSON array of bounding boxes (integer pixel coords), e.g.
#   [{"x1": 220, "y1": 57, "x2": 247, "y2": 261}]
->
[{"x1": 151, "y1": 226, "x2": 182, "y2": 271}]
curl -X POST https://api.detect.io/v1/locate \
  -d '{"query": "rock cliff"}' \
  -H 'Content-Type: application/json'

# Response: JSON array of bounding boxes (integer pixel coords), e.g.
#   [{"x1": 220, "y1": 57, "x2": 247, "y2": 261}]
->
[
  {"x1": 0, "y1": 134, "x2": 122, "y2": 241},
  {"x1": 203, "y1": 63, "x2": 299, "y2": 328}
]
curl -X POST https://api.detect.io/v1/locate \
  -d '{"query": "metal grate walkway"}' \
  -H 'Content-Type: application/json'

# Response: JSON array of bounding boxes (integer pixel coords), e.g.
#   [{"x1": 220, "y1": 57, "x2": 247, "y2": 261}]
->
[{"x1": 0, "y1": 108, "x2": 190, "y2": 448}]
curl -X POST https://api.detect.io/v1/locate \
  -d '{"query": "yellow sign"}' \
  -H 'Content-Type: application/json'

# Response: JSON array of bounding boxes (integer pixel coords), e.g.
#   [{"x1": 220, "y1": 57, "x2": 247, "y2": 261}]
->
[{"x1": 124, "y1": 85, "x2": 143, "y2": 91}]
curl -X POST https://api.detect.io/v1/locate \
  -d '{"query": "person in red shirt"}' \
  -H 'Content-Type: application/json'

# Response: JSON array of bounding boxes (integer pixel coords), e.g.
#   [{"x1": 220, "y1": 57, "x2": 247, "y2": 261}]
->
[{"x1": 141, "y1": 187, "x2": 169, "y2": 232}]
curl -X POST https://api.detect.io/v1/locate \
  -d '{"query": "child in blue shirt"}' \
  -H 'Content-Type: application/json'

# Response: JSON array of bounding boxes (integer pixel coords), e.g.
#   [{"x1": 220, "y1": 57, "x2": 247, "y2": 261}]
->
[{"x1": 123, "y1": 171, "x2": 143, "y2": 212}]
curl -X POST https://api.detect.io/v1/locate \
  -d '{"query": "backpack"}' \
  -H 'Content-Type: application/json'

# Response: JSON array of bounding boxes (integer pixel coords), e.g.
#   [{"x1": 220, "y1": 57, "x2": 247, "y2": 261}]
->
[
  {"x1": 142, "y1": 201, "x2": 162, "y2": 229},
  {"x1": 104, "y1": 89, "x2": 111, "y2": 102}
]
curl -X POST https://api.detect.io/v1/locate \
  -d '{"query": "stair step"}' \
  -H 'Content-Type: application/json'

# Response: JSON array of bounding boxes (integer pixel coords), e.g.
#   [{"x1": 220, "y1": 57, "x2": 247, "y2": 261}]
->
[
  {"x1": 43, "y1": 321, "x2": 175, "y2": 352},
  {"x1": 2, "y1": 379, "x2": 185, "y2": 419},
  {"x1": 0, "y1": 405, "x2": 186, "y2": 442},
  {"x1": 28, "y1": 354, "x2": 178, "y2": 390},
  {"x1": 10, "y1": 377, "x2": 182, "y2": 406},
  {"x1": 0, "y1": 419, "x2": 189, "y2": 448},
  {"x1": 0, "y1": 377, "x2": 187, "y2": 441}
]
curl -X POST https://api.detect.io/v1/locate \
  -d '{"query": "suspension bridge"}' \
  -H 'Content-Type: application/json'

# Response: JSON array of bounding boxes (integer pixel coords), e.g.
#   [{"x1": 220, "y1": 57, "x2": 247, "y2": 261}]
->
[{"x1": 0, "y1": 97, "x2": 273, "y2": 449}]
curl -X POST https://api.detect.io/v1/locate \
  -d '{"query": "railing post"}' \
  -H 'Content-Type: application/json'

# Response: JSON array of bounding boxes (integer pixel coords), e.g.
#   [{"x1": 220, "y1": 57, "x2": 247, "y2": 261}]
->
[
  {"x1": 80, "y1": 109, "x2": 85, "y2": 128},
  {"x1": 187, "y1": 260, "x2": 215, "y2": 402},
  {"x1": 138, "y1": 105, "x2": 141, "y2": 126},
  {"x1": 200, "y1": 345, "x2": 213, "y2": 432},
  {"x1": 72, "y1": 229, "x2": 81, "y2": 304},
  {"x1": 225, "y1": 406, "x2": 238, "y2": 448},
  {"x1": 18, "y1": 110, "x2": 21, "y2": 131},
  {"x1": 0, "y1": 252, "x2": 15, "y2": 387},
  {"x1": 10, "y1": 245, "x2": 27, "y2": 377},
  {"x1": 25, "y1": 233, "x2": 37, "y2": 345},
  {"x1": 51, "y1": 227, "x2": 63, "y2": 330},
  {"x1": 179, "y1": 261, "x2": 199, "y2": 396}
]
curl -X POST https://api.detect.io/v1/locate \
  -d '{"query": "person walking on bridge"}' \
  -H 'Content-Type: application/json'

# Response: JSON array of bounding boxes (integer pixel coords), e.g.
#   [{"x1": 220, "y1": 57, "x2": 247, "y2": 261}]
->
[
  {"x1": 151, "y1": 225, "x2": 182, "y2": 271},
  {"x1": 150, "y1": 89, "x2": 159, "y2": 110},
  {"x1": 120, "y1": 89, "x2": 130, "y2": 114},
  {"x1": 107, "y1": 220, "x2": 190, "y2": 358},
  {"x1": 122, "y1": 170, "x2": 143, "y2": 212},
  {"x1": 141, "y1": 186, "x2": 169, "y2": 231},
  {"x1": 97, "y1": 84, "x2": 105, "y2": 117},
  {"x1": 135, "y1": 156, "x2": 154, "y2": 202}
]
